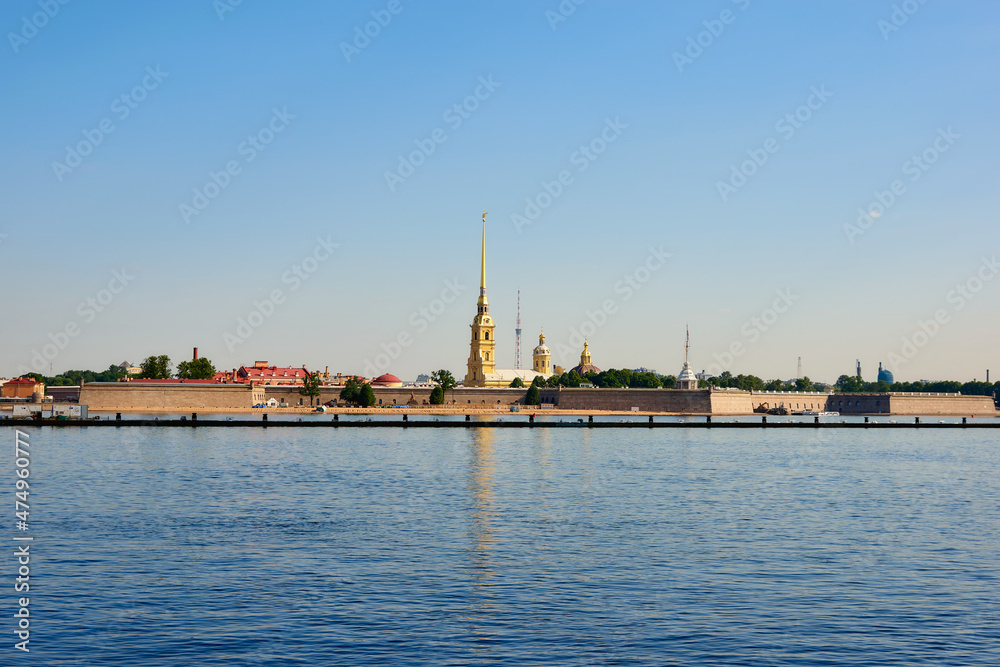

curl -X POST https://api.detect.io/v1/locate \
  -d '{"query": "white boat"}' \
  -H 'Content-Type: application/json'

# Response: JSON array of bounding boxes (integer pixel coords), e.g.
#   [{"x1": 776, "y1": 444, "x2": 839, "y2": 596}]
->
[{"x1": 793, "y1": 410, "x2": 840, "y2": 417}]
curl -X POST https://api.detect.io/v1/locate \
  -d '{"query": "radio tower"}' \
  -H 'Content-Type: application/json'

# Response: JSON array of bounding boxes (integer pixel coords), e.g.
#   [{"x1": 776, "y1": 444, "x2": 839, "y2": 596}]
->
[
  {"x1": 515, "y1": 289, "x2": 522, "y2": 369},
  {"x1": 797, "y1": 356, "x2": 802, "y2": 379}
]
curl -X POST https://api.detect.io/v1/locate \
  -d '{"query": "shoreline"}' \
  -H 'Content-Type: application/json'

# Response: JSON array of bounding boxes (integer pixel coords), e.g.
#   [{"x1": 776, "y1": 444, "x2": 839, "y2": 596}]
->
[{"x1": 3, "y1": 405, "x2": 995, "y2": 418}]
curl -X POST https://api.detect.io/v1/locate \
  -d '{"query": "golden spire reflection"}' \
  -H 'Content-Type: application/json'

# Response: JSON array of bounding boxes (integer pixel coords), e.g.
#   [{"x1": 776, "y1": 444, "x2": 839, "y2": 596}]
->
[{"x1": 464, "y1": 426, "x2": 497, "y2": 653}]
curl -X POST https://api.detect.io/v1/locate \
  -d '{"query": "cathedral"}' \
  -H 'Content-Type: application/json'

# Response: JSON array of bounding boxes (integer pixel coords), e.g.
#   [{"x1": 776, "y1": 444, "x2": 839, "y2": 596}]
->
[{"x1": 464, "y1": 214, "x2": 565, "y2": 387}]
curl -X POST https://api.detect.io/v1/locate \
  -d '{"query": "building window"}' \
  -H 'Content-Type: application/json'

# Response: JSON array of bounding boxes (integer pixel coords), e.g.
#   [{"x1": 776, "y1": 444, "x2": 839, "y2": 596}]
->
[
  {"x1": 485, "y1": 332, "x2": 489, "y2": 340},
  {"x1": 474, "y1": 332, "x2": 478, "y2": 340},
  {"x1": 485, "y1": 353, "x2": 489, "y2": 360}
]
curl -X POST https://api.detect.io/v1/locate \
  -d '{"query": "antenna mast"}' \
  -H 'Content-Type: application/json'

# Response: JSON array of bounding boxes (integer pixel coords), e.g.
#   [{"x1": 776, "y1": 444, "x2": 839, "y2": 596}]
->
[{"x1": 515, "y1": 289, "x2": 522, "y2": 369}]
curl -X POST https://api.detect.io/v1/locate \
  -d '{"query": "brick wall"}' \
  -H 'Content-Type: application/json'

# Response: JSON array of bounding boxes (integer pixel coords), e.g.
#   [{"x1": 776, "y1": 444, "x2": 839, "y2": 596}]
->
[{"x1": 79, "y1": 383, "x2": 256, "y2": 410}]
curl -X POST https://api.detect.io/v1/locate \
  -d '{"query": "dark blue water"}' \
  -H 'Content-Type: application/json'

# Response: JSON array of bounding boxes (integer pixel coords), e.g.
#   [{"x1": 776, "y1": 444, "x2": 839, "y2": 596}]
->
[{"x1": 14, "y1": 426, "x2": 1000, "y2": 665}]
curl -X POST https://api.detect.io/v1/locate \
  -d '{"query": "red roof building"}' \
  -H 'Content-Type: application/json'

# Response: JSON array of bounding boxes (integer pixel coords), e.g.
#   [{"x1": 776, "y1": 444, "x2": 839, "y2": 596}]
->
[
  {"x1": 1, "y1": 377, "x2": 44, "y2": 399},
  {"x1": 236, "y1": 361, "x2": 310, "y2": 385}
]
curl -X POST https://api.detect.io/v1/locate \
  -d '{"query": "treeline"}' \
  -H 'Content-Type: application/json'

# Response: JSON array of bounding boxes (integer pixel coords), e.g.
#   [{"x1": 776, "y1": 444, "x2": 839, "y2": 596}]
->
[
  {"x1": 527, "y1": 368, "x2": 675, "y2": 389},
  {"x1": 696, "y1": 371, "x2": 816, "y2": 392},
  {"x1": 26, "y1": 365, "x2": 126, "y2": 386},
  {"x1": 834, "y1": 375, "x2": 999, "y2": 396},
  {"x1": 25, "y1": 355, "x2": 218, "y2": 385}
]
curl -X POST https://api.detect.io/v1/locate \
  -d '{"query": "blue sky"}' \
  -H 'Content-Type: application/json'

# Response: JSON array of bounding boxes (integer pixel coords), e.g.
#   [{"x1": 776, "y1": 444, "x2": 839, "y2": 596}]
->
[{"x1": 3, "y1": 0, "x2": 998, "y2": 383}]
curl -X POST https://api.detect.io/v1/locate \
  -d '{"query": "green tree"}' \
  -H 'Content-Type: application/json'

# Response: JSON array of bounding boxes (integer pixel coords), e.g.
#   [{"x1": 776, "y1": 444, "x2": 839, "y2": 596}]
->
[
  {"x1": 429, "y1": 385, "x2": 445, "y2": 404},
  {"x1": 509, "y1": 376, "x2": 525, "y2": 388},
  {"x1": 629, "y1": 371, "x2": 662, "y2": 388},
  {"x1": 764, "y1": 378, "x2": 785, "y2": 391},
  {"x1": 100, "y1": 364, "x2": 126, "y2": 382},
  {"x1": 431, "y1": 369, "x2": 457, "y2": 391},
  {"x1": 139, "y1": 355, "x2": 171, "y2": 379},
  {"x1": 794, "y1": 376, "x2": 815, "y2": 392},
  {"x1": 358, "y1": 383, "x2": 377, "y2": 408},
  {"x1": 299, "y1": 372, "x2": 321, "y2": 406},
  {"x1": 835, "y1": 374, "x2": 866, "y2": 392},
  {"x1": 176, "y1": 357, "x2": 217, "y2": 380},
  {"x1": 340, "y1": 377, "x2": 362, "y2": 404},
  {"x1": 524, "y1": 383, "x2": 540, "y2": 406}
]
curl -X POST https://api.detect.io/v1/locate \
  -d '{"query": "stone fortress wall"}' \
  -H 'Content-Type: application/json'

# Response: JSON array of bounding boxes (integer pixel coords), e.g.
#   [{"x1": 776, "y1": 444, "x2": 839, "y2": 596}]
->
[
  {"x1": 75, "y1": 383, "x2": 995, "y2": 415},
  {"x1": 79, "y1": 383, "x2": 262, "y2": 410}
]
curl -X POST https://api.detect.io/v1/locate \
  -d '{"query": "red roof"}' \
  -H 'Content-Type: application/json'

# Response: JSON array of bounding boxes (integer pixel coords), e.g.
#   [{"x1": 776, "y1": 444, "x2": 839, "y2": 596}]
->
[
  {"x1": 7, "y1": 378, "x2": 41, "y2": 384},
  {"x1": 372, "y1": 373, "x2": 402, "y2": 384},
  {"x1": 237, "y1": 365, "x2": 310, "y2": 382}
]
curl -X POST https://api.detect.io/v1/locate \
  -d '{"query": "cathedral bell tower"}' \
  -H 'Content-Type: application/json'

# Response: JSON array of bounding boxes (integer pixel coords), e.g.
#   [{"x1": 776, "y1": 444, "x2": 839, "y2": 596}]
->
[
  {"x1": 465, "y1": 213, "x2": 496, "y2": 387},
  {"x1": 532, "y1": 331, "x2": 551, "y2": 375}
]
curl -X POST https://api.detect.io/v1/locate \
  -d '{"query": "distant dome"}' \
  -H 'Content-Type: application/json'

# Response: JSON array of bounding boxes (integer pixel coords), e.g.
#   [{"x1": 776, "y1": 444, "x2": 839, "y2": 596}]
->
[
  {"x1": 373, "y1": 373, "x2": 402, "y2": 386},
  {"x1": 877, "y1": 363, "x2": 893, "y2": 384},
  {"x1": 533, "y1": 332, "x2": 550, "y2": 355},
  {"x1": 571, "y1": 341, "x2": 600, "y2": 376}
]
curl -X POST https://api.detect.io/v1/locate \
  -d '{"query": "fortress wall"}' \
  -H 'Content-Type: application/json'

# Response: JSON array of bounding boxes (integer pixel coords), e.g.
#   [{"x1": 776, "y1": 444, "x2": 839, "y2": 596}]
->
[
  {"x1": 709, "y1": 390, "x2": 755, "y2": 415},
  {"x1": 79, "y1": 383, "x2": 256, "y2": 410},
  {"x1": 261, "y1": 386, "x2": 528, "y2": 407},
  {"x1": 76, "y1": 384, "x2": 997, "y2": 416},
  {"x1": 542, "y1": 388, "x2": 714, "y2": 413},
  {"x1": 750, "y1": 392, "x2": 833, "y2": 413},
  {"x1": 887, "y1": 393, "x2": 994, "y2": 416},
  {"x1": 827, "y1": 394, "x2": 890, "y2": 415}
]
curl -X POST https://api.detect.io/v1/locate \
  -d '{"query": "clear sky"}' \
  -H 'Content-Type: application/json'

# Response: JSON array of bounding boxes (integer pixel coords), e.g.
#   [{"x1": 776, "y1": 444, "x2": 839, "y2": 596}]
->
[{"x1": 3, "y1": 0, "x2": 998, "y2": 384}]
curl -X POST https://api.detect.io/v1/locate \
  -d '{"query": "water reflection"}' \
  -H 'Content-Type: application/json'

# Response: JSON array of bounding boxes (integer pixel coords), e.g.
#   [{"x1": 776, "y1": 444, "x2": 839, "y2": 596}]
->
[{"x1": 465, "y1": 427, "x2": 497, "y2": 655}]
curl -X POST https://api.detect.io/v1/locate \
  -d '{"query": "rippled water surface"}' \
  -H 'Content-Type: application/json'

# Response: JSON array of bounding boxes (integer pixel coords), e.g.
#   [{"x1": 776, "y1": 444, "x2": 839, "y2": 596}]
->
[{"x1": 18, "y1": 426, "x2": 1000, "y2": 665}]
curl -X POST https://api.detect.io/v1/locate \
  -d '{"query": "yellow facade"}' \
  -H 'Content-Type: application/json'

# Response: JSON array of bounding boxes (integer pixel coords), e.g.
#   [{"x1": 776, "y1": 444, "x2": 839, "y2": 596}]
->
[
  {"x1": 532, "y1": 332, "x2": 551, "y2": 375},
  {"x1": 465, "y1": 214, "x2": 499, "y2": 387}
]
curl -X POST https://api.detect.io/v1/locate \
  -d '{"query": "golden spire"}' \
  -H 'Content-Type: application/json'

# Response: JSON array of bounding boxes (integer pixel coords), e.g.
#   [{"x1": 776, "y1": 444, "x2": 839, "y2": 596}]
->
[
  {"x1": 477, "y1": 211, "x2": 489, "y2": 311},
  {"x1": 685, "y1": 324, "x2": 690, "y2": 364},
  {"x1": 480, "y1": 211, "x2": 487, "y2": 291}
]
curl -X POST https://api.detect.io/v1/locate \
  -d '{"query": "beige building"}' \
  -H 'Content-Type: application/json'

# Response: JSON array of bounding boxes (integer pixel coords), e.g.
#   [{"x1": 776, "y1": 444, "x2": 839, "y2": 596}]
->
[{"x1": 2, "y1": 377, "x2": 44, "y2": 399}]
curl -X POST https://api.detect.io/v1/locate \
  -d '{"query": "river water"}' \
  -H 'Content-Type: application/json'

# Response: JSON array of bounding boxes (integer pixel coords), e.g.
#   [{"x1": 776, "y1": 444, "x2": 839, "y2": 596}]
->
[{"x1": 14, "y1": 426, "x2": 999, "y2": 665}]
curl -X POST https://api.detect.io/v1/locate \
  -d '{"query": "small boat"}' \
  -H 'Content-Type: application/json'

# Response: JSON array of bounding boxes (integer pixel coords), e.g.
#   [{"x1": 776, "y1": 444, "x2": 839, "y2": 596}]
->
[{"x1": 793, "y1": 410, "x2": 840, "y2": 417}]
